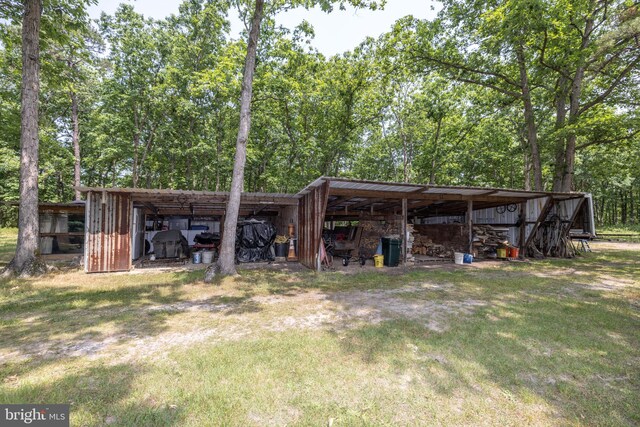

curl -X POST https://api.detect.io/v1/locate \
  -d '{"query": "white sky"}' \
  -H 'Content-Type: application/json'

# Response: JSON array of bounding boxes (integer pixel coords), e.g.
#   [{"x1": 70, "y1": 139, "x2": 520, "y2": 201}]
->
[{"x1": 88, "y1": 0, "x2": 438, "y2": 57}]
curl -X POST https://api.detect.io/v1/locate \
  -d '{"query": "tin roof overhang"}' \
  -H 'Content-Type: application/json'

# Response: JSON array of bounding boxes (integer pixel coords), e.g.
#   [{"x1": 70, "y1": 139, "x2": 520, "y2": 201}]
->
[
  {"x1": 299, "y1": 177, "x2": 586, "y2": 218},
  {"x1": 76, "y1": 187, "x2": 299, "y2": 215}
]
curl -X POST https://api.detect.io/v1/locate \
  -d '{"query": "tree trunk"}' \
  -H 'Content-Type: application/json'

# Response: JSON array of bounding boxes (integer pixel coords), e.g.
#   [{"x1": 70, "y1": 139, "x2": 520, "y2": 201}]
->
[
  {"x1": 516, "y1": 44, "x2": 543, "y2": 191},
  {"x1": 559, "y1": 74, "x2": 584, "y2": 192},
  {"x1": 552, "y1": 76, "x2": 568, "y2": 191},
  {"x1": 132, "y1": 108, "x2": 140, "y2": 188},
  {"x1": 215, "y1": 134, "x2": 221, "y2": 192},
  {"x1": 429, "y1": 116, "x2": 442, "y2": 185},
  {"x1": 630, "y1": 188, "x2": 635, "y2": 224},
  {"x1": 523, "y1": 143, "x2": 531, "y2": 191},
  {"x1": 208, "y1": 0, "x2": 264, "y2": 280},
  {"x1": 5, "y1": 0, "x2": 45, "y2": 277},
  {"x1": 558, "y1": 17, "x2": 594, "y2": 192},
  {"x1": 71, "y1": 91, "x2": 81, "y2": 200}
]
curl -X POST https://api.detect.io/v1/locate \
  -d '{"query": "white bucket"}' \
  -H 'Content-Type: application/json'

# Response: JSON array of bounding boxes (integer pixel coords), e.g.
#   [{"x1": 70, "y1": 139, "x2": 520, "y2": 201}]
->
[
  {"x1": 454, "y1": 252, "x2": 464, "y2": 265},
  {"x1": 202, "y1": 250, "x2": 214, "y2": 264}
]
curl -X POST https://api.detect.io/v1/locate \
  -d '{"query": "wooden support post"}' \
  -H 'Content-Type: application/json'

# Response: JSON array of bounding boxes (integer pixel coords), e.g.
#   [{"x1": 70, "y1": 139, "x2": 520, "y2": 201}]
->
[
  {"x1": 402, "y1": 198, "x2": 407, "y2": 265},
  {"x1": 143, "y1": 212, "x2": 147, "y2": 258},
  {"x1": 519, "y1": 201, "x2": 526, "y2": 259},
  {"x1": 524, "y1": 197, "x2": 553, "y2": 249},
  {"x1": 220, "y1": 213, "x2": 225, "y2": 242},
  {"x1": 467, "y1": 199, "x2": 473, "y2": 254}
]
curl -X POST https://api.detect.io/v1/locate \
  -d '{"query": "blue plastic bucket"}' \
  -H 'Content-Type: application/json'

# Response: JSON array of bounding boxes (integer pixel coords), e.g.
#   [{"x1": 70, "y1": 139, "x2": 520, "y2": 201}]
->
[
  {"x1": 463, "y1": 253, "x2": 473, "y2": 264},
  {"x1": 192, "y1": 251, "x2": 202, "y2": 264}
]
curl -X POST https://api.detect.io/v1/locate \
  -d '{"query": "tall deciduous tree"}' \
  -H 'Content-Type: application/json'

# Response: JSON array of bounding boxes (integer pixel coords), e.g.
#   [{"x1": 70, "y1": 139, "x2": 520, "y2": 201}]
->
[
  {"x1": 402, "y1": 1, "x2": 547, "y2": 190},
  {"x1": 4, "y1": 0, "x2": 44, "y2": 276},
  {"x1": 210, "y1": 0, "x2": 265, "y2": 278},
  {"x1": 209, "y1": 0, "x2": 382, "y2": 279},
  {"x1": 544, "y1": 0, "x2": 640, "y2": 191}
]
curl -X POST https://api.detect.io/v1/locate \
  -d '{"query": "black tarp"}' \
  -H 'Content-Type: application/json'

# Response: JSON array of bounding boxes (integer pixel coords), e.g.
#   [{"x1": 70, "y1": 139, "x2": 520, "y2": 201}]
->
[
  {"x1": 236, "y1": 219, "x2": 276, "y2": 263},
  {"x1": 194, "y1": 232, "x2": 219, "y2": 245}
]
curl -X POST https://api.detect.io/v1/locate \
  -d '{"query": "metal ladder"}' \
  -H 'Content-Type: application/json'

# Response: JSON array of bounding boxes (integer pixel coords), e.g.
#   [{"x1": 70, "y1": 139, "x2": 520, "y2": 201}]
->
[{"x1": 577, "y1": 239, "x2": 592, "y2": 253}]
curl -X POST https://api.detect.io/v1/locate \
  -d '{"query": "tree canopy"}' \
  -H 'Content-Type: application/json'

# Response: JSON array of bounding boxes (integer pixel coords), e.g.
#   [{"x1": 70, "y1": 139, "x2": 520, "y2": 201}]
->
[{"x1": 0, "y1": 0, "x2": 638, "y2": 227}]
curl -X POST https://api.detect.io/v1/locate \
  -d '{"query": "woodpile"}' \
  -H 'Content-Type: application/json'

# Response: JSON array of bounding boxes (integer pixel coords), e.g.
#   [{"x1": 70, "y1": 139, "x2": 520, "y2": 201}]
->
[
  {"x1": 411, "y1": 233, "x2": 448, "y2": 257},
  {"x1": 360, "y1": 220, "x2": 400, "y2": 251},
  {"x1": 472, "y1": 225, "x2": 509, "y2": 257}
]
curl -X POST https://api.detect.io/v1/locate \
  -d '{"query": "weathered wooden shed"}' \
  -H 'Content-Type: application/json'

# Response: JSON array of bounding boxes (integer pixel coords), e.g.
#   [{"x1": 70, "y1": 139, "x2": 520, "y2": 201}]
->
[
  {"x1": 78, "y1": 187, "x2": 299, "y2": 273},
  {"x1": 75, "y1": 177, "x2": 593, "y2": 273},
  {"x1": 296, "y1": 177, "x2": 593, "y2": 270}
]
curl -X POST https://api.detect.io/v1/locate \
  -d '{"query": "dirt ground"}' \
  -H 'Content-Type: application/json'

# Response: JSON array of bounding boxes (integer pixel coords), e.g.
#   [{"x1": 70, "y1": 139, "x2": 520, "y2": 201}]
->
[{"x1": 2, "y1": 241, "x2": 637, "y2": 367}]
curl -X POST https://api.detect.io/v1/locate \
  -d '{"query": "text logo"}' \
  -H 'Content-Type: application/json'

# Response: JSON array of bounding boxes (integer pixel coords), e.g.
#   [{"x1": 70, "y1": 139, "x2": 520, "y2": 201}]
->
[{"x1": 1, "y1": 405, "x2": 69, "y2": 427}]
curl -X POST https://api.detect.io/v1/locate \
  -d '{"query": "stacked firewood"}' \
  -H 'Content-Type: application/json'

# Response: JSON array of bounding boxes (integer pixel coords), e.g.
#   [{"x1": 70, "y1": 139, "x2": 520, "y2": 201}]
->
[
  {"x1": 411, "y1": 234, "x2": 448, "y2": 257},
  {"x1": 360, "y1": 220, "x2": 400, "y2": 251},
  {"x1": 473, "y1": 225, "x2": 509, "y2": 256}
]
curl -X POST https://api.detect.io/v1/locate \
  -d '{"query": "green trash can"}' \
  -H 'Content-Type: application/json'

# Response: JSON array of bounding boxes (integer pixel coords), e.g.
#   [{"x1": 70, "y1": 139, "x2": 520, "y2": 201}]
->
[{"x1": 381, "y1": 237, "x2": 401, "y2": 267}]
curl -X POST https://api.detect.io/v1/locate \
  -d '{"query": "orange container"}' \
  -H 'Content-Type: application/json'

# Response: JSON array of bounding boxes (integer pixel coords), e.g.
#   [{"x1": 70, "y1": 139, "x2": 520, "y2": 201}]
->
[{"x1": 509, "y1": 247, "x2": 520, "y2": 258}]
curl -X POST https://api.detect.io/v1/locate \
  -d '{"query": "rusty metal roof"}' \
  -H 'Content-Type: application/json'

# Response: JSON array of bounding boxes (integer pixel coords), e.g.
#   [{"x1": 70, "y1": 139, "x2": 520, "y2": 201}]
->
[
  {"x1": 298, "y1": 176, "x2": 583, "y2": 200},
  {"x1": 300, "y1": 177, "x2": 586, "y2": 219},
  {"x1": 76, "y1": 187, "x2": 299, "y2": 216}
]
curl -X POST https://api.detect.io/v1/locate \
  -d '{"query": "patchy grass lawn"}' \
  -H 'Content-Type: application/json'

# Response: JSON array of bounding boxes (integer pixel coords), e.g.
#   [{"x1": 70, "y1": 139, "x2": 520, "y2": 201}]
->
[
  {"x1": 0, "y1": 230, "x2": 639, "y2": 426},
  {"x1": 0, "y1": 228, "x2": 17, "y2": 267},
  {"x1": 597, "y1": 225, "x2": 640, "y2": 242}
]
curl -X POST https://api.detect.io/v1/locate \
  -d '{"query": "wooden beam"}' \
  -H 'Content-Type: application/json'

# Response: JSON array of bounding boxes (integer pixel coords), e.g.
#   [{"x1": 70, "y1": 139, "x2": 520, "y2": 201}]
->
[
  {"x1": 329, "y1": 187, "x2": 530, "y2": 203},
  {"x1": 327, "y1": 196, "x2": 351, "y2": 208},
  {"x1": 407, "y1": 200, "x2": 437, "y2": 213},
  {"x1": 343, "y1": 198, "x2": 385, "y2": 211},
  {"x1": 524, "y1": 197, "x2": 554, "y2": 249},
  {"x1": 323, "y1": 211, "x2": 364, "y2": 217},
  {"x1": 140, "y1": 209, "x2": 278, "y2": 216},
  {"x1": 467, "y1": 199, "x2": 473, "y2": 254},
  {"x1": 519, "y1": 202, "x2": 526, "y2": 259},
  {"x1": 373, "y1": 200, "x2": 403, "y2": 211},
  {"x1": 402, "y1": 198, "x2": 408, "y2": 265}
]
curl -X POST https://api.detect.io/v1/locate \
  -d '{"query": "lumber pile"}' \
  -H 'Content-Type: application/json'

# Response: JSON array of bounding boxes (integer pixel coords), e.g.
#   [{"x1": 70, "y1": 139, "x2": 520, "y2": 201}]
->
[{"x1": 473, "y1": 225, "x2": 509, "y2": 257}]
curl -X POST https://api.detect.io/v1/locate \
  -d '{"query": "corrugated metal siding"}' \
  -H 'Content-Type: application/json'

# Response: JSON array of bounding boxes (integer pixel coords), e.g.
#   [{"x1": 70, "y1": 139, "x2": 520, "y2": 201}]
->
[
  {"x1": 421, "y1": 215, "x2": 464, "y2": 224},
  {"x1": 298, "y1": 181, "x2": 329, "y2": 270},
  {"x1": 551, "y1": 198, "x2": 582, "y2": 221},
  {"x1": 425, "y1": 188, "x2": 488, "y2": 196},
  {"x1": 473, "y1": 207, "x2": 519, "y2": 224},
  {"x1": 330, "y1": 181, "x2": 422, "y2": 193},
  {"x1": 524, "y1": 197, "x2": 550, "y2": 243},
  {"x1": 526, "y1": 197, "x2": 548, "y2": 222},
  {"x1": 421, "y1": 198, "x2": 553, "y2": 247},
  {"x1": 85, "y1": 191, "x2": 132, "y2": 273}
]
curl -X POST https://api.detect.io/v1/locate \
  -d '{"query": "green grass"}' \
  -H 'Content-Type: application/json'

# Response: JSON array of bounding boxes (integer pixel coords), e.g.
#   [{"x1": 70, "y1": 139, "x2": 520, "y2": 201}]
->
[
  {"x1": 0, "y1": 229, "x2": 639, "y2": 426},
  {"x1": 597, "y1": 225, "x2": 640, "y2": 242},
  {"x1": 0, "y1": 227, "x2": 17, "y2": 266}
]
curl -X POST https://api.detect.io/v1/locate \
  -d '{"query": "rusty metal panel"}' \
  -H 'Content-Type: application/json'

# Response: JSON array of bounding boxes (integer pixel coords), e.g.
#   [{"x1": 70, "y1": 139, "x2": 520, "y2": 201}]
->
[
  {"x1": 85, "y1": 191, "x2": 132, "y2": 273},
  {"x1": 298, "y1": 181, "x2": 329, "y2": 270}
]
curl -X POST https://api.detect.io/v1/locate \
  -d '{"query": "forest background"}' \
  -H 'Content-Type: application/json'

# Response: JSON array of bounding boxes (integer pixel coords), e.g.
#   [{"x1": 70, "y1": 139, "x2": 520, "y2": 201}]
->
[{"x1": 1, "y1": 0, "x2": 638, "y2": 227}]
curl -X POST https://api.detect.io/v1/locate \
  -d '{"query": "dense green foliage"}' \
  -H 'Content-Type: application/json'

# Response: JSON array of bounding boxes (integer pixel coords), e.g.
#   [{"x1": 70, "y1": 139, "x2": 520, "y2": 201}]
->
[{"x1": 0, "y1": 0, "x2": 638, "y2": 225}]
